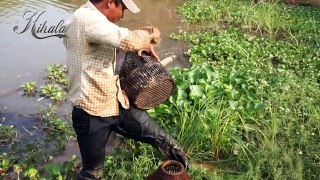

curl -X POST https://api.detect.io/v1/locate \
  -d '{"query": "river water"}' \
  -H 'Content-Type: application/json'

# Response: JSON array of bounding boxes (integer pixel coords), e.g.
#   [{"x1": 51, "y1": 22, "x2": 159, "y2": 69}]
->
[{"x1": 0, "y1": 0, "x2": 185, "y2": 165}]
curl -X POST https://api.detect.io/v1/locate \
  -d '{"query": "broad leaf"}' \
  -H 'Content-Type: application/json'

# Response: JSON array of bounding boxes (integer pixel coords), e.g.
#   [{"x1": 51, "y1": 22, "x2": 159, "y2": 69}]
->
[
  {"x1": 186, "y1": 66, "x2": 202, "y2": 83},
  {"x1": 177, "y1": 89, "x2": 188, "y2": 100},
  {"x1": 254, "y1": 102, "x2": 265, "y2": 110},
  {"x1": 176, "y1": 80, "x2": 191, "y2": 90},
  {"x1": 229, "y1": 101, "x2": 239, "y2": 110},
  {"x1": 189, "y1": 85, "x2": 204, "y2": 99}
]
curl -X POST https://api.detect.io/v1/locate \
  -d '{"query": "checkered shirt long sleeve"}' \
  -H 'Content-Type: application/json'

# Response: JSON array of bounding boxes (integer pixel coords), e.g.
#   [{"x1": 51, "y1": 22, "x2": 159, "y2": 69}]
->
[{"x1": 63, "y1": 1, "x2": 152, "y2": 117}]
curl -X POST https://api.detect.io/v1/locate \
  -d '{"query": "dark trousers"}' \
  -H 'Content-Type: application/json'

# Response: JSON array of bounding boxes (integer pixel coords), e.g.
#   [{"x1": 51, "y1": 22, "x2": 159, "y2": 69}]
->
[{"x1": 72, "y1": 106, "x2": 187, "y2": 180}]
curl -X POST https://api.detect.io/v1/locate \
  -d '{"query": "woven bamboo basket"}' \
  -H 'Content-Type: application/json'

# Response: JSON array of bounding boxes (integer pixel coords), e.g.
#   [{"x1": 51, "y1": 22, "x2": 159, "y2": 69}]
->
[{"x1": 117, "y1": 51, "x2": 175, "y2": 109}]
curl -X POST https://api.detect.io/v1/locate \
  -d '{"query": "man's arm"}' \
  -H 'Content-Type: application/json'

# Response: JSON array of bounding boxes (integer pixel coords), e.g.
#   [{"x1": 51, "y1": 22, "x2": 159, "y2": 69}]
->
[
  {"x1": 118, "y1": 30, "x2": 152, "y2": 52},
  {"x1": 80, "y1": 9, "x2": 160, "y2": 58},
  {"x1": 118, "y1": 29, "x2": 160, "y2": 61}
]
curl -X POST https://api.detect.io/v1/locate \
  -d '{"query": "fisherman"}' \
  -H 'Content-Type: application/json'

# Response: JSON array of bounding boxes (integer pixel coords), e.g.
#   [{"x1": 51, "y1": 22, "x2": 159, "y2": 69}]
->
[{"x1": 63, "y1": 0, "x2": 188, "y2": 179}]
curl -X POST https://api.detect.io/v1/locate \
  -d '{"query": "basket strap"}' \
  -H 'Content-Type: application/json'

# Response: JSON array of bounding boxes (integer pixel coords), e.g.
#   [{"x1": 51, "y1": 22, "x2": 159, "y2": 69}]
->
[{"x1": 113, "y1": 48, "x2": 117, "y2": 74}]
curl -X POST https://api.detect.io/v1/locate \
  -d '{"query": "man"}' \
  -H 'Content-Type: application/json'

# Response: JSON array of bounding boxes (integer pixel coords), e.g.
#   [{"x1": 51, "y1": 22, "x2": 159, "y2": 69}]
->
[{"x1": 63, "y1": 0, "x2": 188, "y2": 179}]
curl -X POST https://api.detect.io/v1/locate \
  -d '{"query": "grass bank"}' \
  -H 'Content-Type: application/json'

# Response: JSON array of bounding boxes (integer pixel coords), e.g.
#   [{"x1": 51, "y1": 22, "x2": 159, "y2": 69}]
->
[{"x1": 156, "y1": 0, "x2": 320, "y2": 179}]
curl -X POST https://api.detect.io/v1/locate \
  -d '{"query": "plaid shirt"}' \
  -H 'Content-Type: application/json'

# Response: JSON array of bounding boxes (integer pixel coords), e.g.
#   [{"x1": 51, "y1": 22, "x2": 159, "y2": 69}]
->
[{"x1": 63, "y1": 1, "x2": 151, "y2": 117}]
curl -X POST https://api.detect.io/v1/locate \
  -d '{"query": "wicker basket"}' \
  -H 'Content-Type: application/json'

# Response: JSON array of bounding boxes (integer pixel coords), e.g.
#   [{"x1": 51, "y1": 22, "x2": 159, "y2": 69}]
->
[{"x1": 117, "y1": 51, "x2": 175, "y2": 109}]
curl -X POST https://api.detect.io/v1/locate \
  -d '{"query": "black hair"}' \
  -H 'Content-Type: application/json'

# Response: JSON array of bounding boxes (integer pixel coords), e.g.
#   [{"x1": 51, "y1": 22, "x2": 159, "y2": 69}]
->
[{"x1": 90, "y1": 0, "x2": 122, "y2": 6}]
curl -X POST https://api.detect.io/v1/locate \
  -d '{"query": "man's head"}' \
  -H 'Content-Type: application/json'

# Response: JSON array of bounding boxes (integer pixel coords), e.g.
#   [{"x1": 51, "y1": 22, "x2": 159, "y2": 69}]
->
[{"x1": 90, "y1": 0, "x2": 140, "y2": 23}]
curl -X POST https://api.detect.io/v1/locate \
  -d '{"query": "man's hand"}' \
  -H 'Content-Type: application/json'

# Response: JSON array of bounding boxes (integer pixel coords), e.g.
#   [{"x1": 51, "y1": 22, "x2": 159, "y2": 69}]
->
[
  {"x1": 139, "y1": 26, "x2": 153, "y2": 34},
  {"x1": 139, "y1": 26, "x2": 161, "y2": 44},
  {"x1": 137, "y1": 44, "x2": 160, "y2": 62},
  {"x1": 137, "y1": 26, "x2": 161, "y2": 61},
  {"x1": 150, "y1": 27, "x2": 161, "y2": 44}
]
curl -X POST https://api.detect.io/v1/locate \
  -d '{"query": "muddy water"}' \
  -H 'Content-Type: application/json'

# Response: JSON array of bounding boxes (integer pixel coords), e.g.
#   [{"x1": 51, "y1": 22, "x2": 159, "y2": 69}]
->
[{"x1": 0, "y1": 0, "x2": 185, "y2": 163}]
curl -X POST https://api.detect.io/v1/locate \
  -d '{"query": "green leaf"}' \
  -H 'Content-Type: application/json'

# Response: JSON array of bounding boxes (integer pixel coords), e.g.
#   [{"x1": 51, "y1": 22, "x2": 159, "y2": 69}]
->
[
  {"x1": 177, "y1": 89, "x2": 188, "y2": 100},
  {"x1": 63, "y1": 161, "x2": 73, "y2": 174},
  {"x1": 230, "y1": 89, "x2": 240, "y2": 100},
  {"x1": 201, "y1": 49, "x2": 207, "y2": 56},
  {"x1": 2, "y1": 159, "x2": 9, "y2": 169},
  {"x1": 229, "y1": 101, "x2": 239, "y2": 110},
  {"x1": 71, "y1": 155, "x2": 77, "y2": 162},
  {"x1": 185, "y1": 66, "x2": 202, "y2": 83},
  {"x1": 203, "y1": 64, "x2": 215, "y2": 80},
  {"x1": 189, "y1": 85, "x2": 204, "y2": 99},
  {"x1": 241, "y1": 83, "x2": 248, "y2": 91},
  {"x1": 205, "y1": 84, "x2": 217, "y2": 96},
  {"x1": 147, "y1": 108, "x2": 157, "y2": 118},
  {"x1": 229, "y1": 72, "x2": 236, "y2": 84},
  {"x1": 176, "y1": 80, "x2": 191, "y2": 90},
  {"x1": 169, "y1": 95, "x2": 177, "y2": 104},
  {"x1": 254, "y1": 102, "x2": 265, "y2": 110},
  {"x1": 51, "y1": 164, "x2": 62, "y2": 175},
  {"x1": 176, "y1": 99, "x2": 187, "y2": 110},
  {"x1": 154, "y1": 104, "x2": 172, "y2": 114},
  {"x1": 235, "y1": 75, "x2": 245, "y2": 83},
  {"x1": 198, "y1": 79, "x2": 208, "y2": 87},
  {"x1": 246, "y1": 91, "x2": 256, "y2": 100},
  {"x1": 223, "y1": 84, "x2": 233, "y2": 90},
  {"x1": 24, "y1": 168, "x2": 38, "y2": 178},
  {"x1": 246, "y1": 101, "x2": 254, "y2": 110},
  {"x1": 169, "y1": 69, "x2": 182, "y2": 81}
]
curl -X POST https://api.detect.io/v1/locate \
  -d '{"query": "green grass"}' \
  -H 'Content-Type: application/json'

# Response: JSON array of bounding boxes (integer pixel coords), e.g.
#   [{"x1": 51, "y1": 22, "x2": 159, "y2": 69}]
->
[
  {"x1": 177, "y1": 0, "x2": 320, "y2": 45},
  {"x1": 163, "y1": 0, "x2": 319, "y2": 179}
]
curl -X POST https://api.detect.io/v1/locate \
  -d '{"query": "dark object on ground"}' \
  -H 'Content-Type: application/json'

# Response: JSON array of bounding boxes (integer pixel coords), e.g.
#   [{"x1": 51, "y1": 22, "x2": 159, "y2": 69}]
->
[
  {"x1": 117, "y1": 51, "x2": 175, "y2": 109},
  {"x1": 147, "y1": 160, "x2": 191, "y2": 180}
]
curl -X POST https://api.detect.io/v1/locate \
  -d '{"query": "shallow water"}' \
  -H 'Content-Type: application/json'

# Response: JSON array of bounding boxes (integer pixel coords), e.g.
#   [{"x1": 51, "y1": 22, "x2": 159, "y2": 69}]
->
[{"x1": 0, "y1": 0, "x2": 185, "y2": 163}]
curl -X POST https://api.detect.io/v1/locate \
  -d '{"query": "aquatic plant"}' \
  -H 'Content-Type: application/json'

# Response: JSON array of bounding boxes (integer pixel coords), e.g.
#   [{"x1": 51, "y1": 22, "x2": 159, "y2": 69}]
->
[
  {"x1": 0, "y1": 124, "x2": 17, "y2": 146},
  {"x1": 20, "y1": 81, "x2": 37, "y2": 94}
]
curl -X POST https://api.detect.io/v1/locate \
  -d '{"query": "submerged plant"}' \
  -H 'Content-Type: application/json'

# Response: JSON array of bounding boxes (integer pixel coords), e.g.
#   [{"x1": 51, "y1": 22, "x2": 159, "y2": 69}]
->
[
  {"x1": 0, "y1": 124, "x2": 17, "y2": 146},
  {"x1": 20, "y1": 81, "x2": 37, "y2": 94},
  {"x1": 46, "y1": 64, "x2": 68, "y2": 83},
  {"x1": 19, "y1": 64, "x2": 69, "y2": 102},
  {"x1": 40, "y1": 84, "x2": 62, "y2": 97},
  {"x1": 23, "y1": 164, "x2": 40, "y2": 180},
  {"x1": 43, "y1": 155, "x2": 77, "y2": 180},
  {"x1": 51, "y1": 91, "x2": 68, "y2": 101},
  {"x1": 0, "y1": 153, "x2": 12, "y2": 177},
  {"x1": 35, "y1": 104, "x2": 74, "y2": 151}
]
